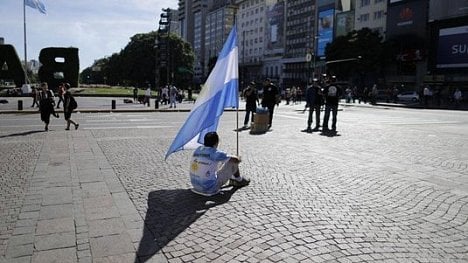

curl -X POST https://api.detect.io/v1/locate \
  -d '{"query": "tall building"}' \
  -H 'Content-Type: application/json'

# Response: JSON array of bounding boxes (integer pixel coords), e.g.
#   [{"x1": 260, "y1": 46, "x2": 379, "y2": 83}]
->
[
  {"x1": 236, "y1": 0, "x2": 269, "y2": 85},
  {"x1": 354, "y1": 0, "x2": 387, "y2": 37},
  {"x1": 204, "y1": 0, "x2": 237, "y2": 77},
  {"x1": 283, "y1": 0, "x2": 316, "y2": 88}
]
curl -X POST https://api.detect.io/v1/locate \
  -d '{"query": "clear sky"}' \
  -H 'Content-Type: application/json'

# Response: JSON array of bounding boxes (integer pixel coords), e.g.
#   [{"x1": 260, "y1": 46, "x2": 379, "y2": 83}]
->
[{"x1": 1, "y1": 0, "x2": 176, "y2": 72}]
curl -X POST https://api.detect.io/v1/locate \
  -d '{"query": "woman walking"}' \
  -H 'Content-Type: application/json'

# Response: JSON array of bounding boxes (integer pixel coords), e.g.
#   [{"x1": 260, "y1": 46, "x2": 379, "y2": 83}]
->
[
  {"x1": 38, "y1": 82, "x2": 59, "y2": 131},
  {"x1": 63, "y1": 83, "x2": 79, "y2": 130}
]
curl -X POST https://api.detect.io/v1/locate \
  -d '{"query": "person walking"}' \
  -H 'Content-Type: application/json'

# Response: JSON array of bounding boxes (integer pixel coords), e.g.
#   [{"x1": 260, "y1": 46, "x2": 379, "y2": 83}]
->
[
  {"x1": 243, "y1": 81, "x2": 259, "y2": 129},
  {"x1": 322, "y1": 78, "x2": 342, "y2": 133},
  {"x1": 30, "y1": 86, "x2": 39, "y2": 108},
  {"x1": 133, "y1": 87, "x2": 138, "y2": 103},
  {"x1": 38, "y1": 82, "x2": 59, "y2": 131},
  {"x1": 56, "y1": 83, "x2": 65, "y2": 109},
  {"x1": 189, "y1": 132, "x2": 250, "y2": 196},
  {"x1": 303, "y1": 79, "x2": 322, "y2": 133},
  {"x1": 169, "y1": 85, "x2": 179, "y2": 108},
  {"x1": 145, "y1": 86, "x2": 151, "y2": 107},
  {"x1": 63, "y1": 83, "x2": 79, "y2": 130},
  {"x1": 261, "y1": 78, "x2": 279, "y2": 129},
  {"x1": 453, "y1": 88, "x2": 462, "y2": 109}
]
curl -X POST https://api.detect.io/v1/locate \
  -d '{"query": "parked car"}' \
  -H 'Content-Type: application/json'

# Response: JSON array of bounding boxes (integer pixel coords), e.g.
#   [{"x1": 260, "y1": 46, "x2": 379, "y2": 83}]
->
[{"x1": 397, "y1": 91, "x2": 420, "y2": 102}]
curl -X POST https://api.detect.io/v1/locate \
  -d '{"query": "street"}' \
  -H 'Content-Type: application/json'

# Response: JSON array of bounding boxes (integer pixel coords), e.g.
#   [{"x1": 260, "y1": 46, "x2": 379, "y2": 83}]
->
[{"x1": 0, "y1": 102, "x2": 467, "y2": 262}]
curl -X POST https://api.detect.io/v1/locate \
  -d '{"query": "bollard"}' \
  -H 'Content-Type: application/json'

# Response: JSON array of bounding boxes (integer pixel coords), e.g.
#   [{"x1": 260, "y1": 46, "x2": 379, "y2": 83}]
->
[
  {"x1": 112, "y1": 100, "x2": 116, "y2": 110},
  {"x1": 155, "y1": 98, "x2": 159, "y2": 109},
  {"x1": 18, "y1": 100, "x2": 23, "y2": 110}
]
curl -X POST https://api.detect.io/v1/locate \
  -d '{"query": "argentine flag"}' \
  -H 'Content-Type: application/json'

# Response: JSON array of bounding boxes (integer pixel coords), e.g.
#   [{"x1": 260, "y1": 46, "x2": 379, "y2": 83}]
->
[
  {"x1": 165, "y1": 26, "x2": 239, "y2": 159},
  {"x1": 25, "y1": 0, "x2": 47, "y2": 14}
]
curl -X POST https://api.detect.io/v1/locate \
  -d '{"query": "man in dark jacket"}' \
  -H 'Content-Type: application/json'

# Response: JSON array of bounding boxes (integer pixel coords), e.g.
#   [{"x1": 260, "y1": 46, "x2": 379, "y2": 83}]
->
[
  {"x1": 303, "y1": 79, "x2": 322, "y2": 133},
  {"x1": 261, "y1": 78, "x2": 279, "y2": 128},
  {"x1": 243, "y1": 81, "x2": 259, "y2": 128},
  {"x1": 322, "y1": 78, "x2": 342, "y2": 132}
]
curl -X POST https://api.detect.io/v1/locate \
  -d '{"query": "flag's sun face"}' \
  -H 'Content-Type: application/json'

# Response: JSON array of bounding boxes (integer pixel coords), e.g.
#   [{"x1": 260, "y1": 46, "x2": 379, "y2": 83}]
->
[{"x1": 191, "y1": 161, "x2": 199, "y2": 172}]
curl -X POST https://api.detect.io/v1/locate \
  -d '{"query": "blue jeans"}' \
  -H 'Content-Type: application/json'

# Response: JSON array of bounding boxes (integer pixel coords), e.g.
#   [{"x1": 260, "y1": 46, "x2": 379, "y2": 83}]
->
[{"x1": 323, "y1": 104, "x2": 338, "y2": 130}]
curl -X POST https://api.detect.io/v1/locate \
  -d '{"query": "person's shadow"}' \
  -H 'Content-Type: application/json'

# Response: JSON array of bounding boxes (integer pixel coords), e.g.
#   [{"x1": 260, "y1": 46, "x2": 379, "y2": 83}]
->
[
  {"x1": 0, "y1": 130, "x2": 44, "y2": 138},
  {"x1": 135, "y1": 187, "x2": 239, "y2": 262}
]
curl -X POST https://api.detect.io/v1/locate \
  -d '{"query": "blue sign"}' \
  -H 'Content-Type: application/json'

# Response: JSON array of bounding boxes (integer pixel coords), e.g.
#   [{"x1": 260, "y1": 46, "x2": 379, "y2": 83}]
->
[
  {"x1": 437, "y1": 26, "x2": 468, "y2": 68},
  {"x1": 317, "y1": 9, "x2": 334, "y2": 58}
]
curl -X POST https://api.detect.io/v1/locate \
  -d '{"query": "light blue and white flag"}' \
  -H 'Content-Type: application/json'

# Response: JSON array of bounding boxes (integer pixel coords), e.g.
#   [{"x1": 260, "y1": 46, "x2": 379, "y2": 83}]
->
[
  {"x1": 165, "y1": 26, "x2": 239, "y2": 159},
  {"x1": 25, "y1": 0, "x2": 47, "y2": 14}
]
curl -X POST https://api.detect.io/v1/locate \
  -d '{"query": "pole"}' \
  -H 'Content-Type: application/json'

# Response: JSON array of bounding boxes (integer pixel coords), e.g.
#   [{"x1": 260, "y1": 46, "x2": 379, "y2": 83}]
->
[{"x1": 23, "y1": 0, "x2": 28, "y2": 84}]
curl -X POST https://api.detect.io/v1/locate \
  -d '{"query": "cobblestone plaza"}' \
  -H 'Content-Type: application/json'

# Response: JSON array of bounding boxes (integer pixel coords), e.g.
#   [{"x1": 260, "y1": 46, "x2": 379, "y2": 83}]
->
[{"x1": 0, "y1": 102, "x2": 467, "y2": 262}]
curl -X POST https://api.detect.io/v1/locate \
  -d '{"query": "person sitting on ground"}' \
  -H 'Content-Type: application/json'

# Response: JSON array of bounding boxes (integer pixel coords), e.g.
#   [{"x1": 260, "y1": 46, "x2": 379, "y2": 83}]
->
[{"x1": 189, "y1": 132, "x2": 250, "y2": 196}]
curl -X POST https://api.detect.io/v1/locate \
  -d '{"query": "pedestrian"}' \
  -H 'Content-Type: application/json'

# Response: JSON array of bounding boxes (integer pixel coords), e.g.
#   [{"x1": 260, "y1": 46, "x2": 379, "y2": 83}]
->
[
  {"x1": 243, "y1": 81, "x2": 259, "y2": 129},
  {"x1": 38, "y1": 82, "x2": 59, "y2": 131},
  {"x1": 261, "y1": 78, "x2": 279, "y2": 128},
  {"x1": 423, "y1": 85, "x2": 431, "y2": 107},
  {"x1": 303, "y1": 79, "x2": 322, "y2": 133},
  {"x1": 162, "y1": 85, "x2": 169, "y2": 105},
  {"x1": 189, "y1": 132, "x2": 250, "y2": 196},
  {"x1": 145, "y1": 86, "x2": 151, "y2": 107},
  {"x1": 63, "y1": 83, "x2": 79, "y2": 130},
  {"x1": 169, "y1": 85, "x2": 178, "y2": 108},
  {"x1": 453, "y1": 88, "x2": 462, "y2": 109},
  {"x1": 56, "y1": 83, "x2": 64, "y2": 108},
  {"x1": 133, "y1": 87, "x2": 138, "y2": 103},
  {"x1": 30, "y1": 86, "x2": 39, "y2": 107},
  {"x1": 322, "y1": 78, "x2": 342, "y2": 132}
]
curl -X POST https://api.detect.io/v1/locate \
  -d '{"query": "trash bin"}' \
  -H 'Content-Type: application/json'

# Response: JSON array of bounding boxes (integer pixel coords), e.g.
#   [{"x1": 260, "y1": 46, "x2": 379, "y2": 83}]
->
[
  {"x1": 112, "y1": 100, "x2": 116, "y2": 109},
  {"x1": 18, "y1": 100, "x2": 23, "y2": 111},
  {"x1": 250, "y1": 107, "x2": 269, "y2": 134}
]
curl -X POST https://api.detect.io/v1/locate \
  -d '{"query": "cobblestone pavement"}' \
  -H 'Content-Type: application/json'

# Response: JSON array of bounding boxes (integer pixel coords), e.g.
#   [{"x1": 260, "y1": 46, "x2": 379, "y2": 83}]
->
[{"x1": 0, "y1": 102, "x2": 467, "y2": 262}]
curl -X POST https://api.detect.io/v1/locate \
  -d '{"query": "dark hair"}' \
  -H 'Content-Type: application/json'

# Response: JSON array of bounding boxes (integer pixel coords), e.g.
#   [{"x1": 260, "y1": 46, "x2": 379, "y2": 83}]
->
[
  {"x1": 203, "y1": 132, "x2": 219, "y2": 147},
  {"x1": 64, "y1": 83, "x2": 71, "y2": 89}
]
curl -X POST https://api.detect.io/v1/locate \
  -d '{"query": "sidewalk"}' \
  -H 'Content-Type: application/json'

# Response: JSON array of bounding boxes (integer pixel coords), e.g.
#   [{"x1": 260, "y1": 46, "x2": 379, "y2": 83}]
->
[{"x1": 2, "y1": 96, "x2": 467, "y2": 114}]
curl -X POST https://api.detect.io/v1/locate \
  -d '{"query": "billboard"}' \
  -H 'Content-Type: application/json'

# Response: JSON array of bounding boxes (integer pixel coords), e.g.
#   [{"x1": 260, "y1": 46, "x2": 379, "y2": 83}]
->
[
  {"x1": 265, "y1": 1, "x2": 285, "y2": 54},
  {"x1": 436, "y1": 25, "x2": 468, "y2": 68},
  {"x1": 336, "y1": 11, "x2": 354, "y2": 37},
  {"x1": 429, "y1": 0, "x2": 468, "y2": 21},
  {"x1": 317, "y1": 8, "x2": 334, "y2": 58},
  {"x1": 386, "y1": 0, "x2": 428, "y2": 38}
]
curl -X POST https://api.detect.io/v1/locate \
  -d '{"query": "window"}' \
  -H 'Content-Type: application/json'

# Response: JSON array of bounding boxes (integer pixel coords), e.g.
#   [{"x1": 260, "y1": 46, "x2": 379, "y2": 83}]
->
[
  {"x1": 360, "y1": 0, "x2": 370, "y2": 7},
  {"x1": 374, "y1": 10, "x2": 384, "y2": 20},
  {"x1": 374, "y1": 0, "x2": 384, "y2": 3},
  {"x1": 359, "y1": 13, "x2": 369, "y2": 22}
]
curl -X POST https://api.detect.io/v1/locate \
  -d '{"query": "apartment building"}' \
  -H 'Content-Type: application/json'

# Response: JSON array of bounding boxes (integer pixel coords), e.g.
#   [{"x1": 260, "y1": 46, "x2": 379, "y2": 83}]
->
[{"x1": 354, "y1": 0, "x2": 387, "y2": 37}]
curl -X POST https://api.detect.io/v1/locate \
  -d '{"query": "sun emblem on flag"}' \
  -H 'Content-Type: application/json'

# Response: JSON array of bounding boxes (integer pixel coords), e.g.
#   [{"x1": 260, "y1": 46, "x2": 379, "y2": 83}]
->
[{"x1": 191, "y1": 161, "x2": 199, "y2": 172}]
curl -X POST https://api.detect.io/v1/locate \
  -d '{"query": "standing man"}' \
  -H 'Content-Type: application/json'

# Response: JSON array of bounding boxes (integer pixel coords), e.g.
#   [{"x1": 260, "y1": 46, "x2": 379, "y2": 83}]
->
[
  {"x1": 169, "y1": 85, "x2": 179, "y2": 108},
  {"x1": 56, "y1": 83, "x2": 65, "y2": 109},
  {"x1": 322, "y1": 78, "x2": 341, "y2": 133},
  {"x1": 261, "y1": 78, "x2": 279, "y2": 129},
  {"x1": 133, "y1": 87, "x2": 138, "y2": 103},
  {"x1": 145, "y1": 85, "x2": 151, "y2": 107},
  {"x1": 303, "y1": 79, "x2": 322, "y2": 133},
  {"x1": 243, "y1": 81, "x2": 259, "y2": 129}
]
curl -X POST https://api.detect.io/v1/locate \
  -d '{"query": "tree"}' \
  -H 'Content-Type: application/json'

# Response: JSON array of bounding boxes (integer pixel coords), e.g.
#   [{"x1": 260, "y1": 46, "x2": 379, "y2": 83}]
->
[
  {"x1": 325, "y1": 28, "x2": 385, "y2": 85},
  {"x1": 80, "y1": 32, "x2": 194, "y2": 88}
]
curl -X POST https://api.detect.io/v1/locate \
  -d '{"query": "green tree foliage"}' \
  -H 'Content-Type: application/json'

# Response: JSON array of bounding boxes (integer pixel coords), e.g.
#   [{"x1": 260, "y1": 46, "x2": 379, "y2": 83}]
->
[
  {"x1": 325, "y1": 28, "x2": 385, "y2": 81},
  {"x1": 80, "y1": 32, "x2": 194, "y2": 88}
]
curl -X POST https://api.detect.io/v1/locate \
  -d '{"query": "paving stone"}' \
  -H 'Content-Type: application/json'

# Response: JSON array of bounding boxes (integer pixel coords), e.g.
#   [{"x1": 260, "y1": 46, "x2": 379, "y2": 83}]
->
[
  {"x1": 31, "y1": 247, "x2": 76, "y2": 263},
  {"x1": 89, "y1": 233, "x2": 134, "y2": 258},
  {"x1": 34, "y1": 232, "x2": 75, "y2": 251},
  {"x1": 35, "y1": 218, "x2": 75, "y2": 235}
]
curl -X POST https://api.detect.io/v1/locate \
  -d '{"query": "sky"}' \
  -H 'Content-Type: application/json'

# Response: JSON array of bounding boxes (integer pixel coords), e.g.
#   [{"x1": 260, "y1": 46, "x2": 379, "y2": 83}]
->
[{"x1": 1, "y1": 0, "x2": 177, "y2": 72}]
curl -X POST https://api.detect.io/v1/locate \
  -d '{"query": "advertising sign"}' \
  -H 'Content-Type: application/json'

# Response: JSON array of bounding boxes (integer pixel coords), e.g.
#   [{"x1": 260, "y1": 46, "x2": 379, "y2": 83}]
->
[
  {"x1": 265, "y1": 1, "x2": 285, "y2": 54},
  {"x1": 436, "y1": 25, "x2": 468, "y2": 68},
  {"x1": 386, "y1": 0, "x2": 428, "y2": 38},
  {"x1": 317, "y1": 8, "x2": 334, "y2": 58},
  {"x1": 336, "y1": 11, "x2": 354, "y2": 37}
]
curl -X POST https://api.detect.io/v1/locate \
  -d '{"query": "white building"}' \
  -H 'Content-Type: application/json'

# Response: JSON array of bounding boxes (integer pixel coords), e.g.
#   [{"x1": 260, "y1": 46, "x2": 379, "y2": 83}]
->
[{"x1": 354, "y1": 0, "x2": 387, "y2": 38}]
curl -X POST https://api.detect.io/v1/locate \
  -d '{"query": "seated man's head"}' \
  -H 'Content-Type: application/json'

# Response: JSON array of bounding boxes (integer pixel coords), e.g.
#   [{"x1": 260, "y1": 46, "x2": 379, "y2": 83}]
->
[{"x1": 204, "y1": 132, "x2": 219, "y2": 148}]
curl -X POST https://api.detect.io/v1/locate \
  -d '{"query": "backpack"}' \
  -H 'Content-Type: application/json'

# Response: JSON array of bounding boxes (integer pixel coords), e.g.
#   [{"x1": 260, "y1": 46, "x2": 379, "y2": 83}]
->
[
  {"x1": 69, "y1": 95, "x2": 77, "y2": 110},
  {"x1": 328, "y1": 86, "x2": 337, "y2": 97}
]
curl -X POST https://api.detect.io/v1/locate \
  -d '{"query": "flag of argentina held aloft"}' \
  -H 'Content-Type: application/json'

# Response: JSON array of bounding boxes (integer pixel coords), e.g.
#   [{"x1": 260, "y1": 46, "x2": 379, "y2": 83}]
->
[
  {"x1": 165, "y1": 26, "x2": 239, "y2": 159},
  {"x1": 25, "y1": 0, "x2": 47, "y2": 14}
]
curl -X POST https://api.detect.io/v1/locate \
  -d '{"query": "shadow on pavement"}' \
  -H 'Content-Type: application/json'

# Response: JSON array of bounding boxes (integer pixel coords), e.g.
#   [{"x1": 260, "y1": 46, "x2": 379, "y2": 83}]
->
[
  {"x1": 135, "y1": 187, "x2": 239, "y2": 262},
  {"x1": 0, "y1": 130, "x2": 44, "y2": 138}
]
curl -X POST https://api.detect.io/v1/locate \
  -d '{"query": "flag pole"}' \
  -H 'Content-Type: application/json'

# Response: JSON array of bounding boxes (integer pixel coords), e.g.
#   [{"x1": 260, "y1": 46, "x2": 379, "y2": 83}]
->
[
  {"x1": 23, "y1": 0, "x2": 28, "y2": 84},
  {"x1": 234, "y1": 16, "x2": 239, "y2": 157}
]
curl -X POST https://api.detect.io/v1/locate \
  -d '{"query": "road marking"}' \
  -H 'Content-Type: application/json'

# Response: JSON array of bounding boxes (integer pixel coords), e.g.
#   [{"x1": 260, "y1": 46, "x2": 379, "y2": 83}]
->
[{"x1": 83, "y1": 125, "x2": 173, "y2": 130}]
